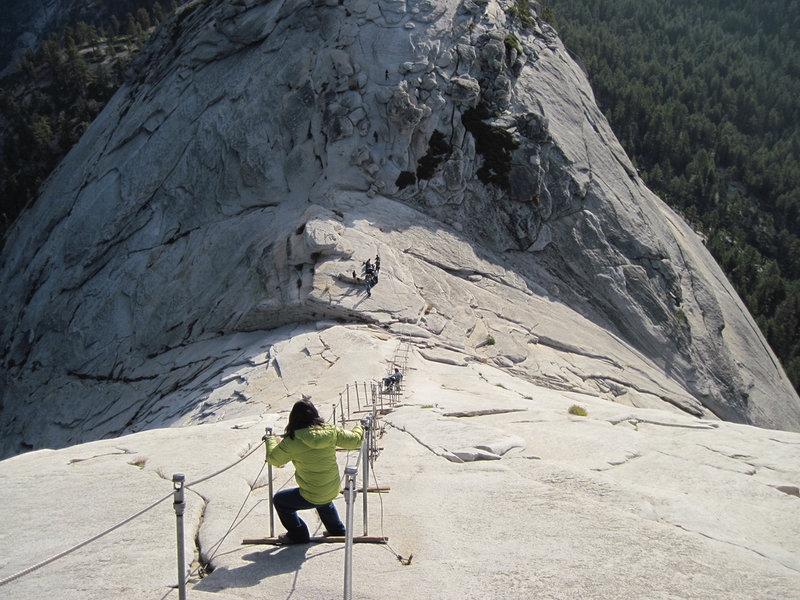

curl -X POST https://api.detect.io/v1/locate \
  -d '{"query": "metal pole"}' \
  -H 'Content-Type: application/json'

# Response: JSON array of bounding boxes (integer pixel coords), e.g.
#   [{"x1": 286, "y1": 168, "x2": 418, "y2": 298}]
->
[
  {"x1": 343, "y1": 466, "x2": 358, "y2": 600},
  {"x1": 370, "y1": 412, "x2": 376, "y2": 460},
  {"x1": 172, "y1": 474, "x2": 186, "y2": 600},
  {"x1": 373, "y1": 413, "x2": 380, "y2": 474},
  {"x1": 371, "y1": 400, "x2": 378, "y2": 441},
  {"x1": 264, "y1": 427, "x2": 275, "y2": 538},
  {"x1": 370, "y1": 401, "x2": 379, "y2": 464},
  {"x1": 361, "y1": 419, "x2": 370, "y2": 536}
]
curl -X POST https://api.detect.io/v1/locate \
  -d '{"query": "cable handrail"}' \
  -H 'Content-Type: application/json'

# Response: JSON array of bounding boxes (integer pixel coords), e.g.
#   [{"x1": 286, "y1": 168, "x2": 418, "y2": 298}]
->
[
  {"x1": 0, "y1": 491, "x2": 173, "y2": 587},
  {"x1": 1, "y1": 342, "x2": 412, "y2": 591},
  {"x1": 190, "y1": 455, "x2": 270, "y2": 578},
  {"x1": 186, "y1": 440, "x2": 264, "y2": 489},
  {"x1": 0, "y1": 440, "x2": 265, "y2": 588}
]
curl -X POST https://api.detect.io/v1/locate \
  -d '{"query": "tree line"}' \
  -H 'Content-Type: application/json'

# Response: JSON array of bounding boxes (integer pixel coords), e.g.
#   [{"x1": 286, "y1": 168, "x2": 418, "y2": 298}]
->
[
  {"x1": 547, "y1": 0, "x2": 800, "y2": 398},
  {"x1": 0, "y1": 1, "x2": 175, "y2": 243}
]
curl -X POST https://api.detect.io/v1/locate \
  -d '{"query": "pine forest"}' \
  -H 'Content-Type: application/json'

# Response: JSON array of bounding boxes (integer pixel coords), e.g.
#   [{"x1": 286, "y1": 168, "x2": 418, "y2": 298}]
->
[{"x1": 548, "y1": 0, "x2": 800, "y2": 394}]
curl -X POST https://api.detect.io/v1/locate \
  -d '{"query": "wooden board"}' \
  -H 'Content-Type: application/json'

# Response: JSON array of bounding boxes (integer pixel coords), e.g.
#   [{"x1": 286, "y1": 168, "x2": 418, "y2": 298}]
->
[{"x1": 242, "y1": 535, "x2": 388, "y2": 545}]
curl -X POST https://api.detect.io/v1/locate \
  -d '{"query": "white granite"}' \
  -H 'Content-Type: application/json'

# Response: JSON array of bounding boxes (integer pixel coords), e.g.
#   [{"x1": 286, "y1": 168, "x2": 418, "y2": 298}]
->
[
  {"x1": 0, "y1": 0, "x2": 798, "y2": 470},
  {"x1": 1, "y1": 342, "x2": 798, "y2": 599}
]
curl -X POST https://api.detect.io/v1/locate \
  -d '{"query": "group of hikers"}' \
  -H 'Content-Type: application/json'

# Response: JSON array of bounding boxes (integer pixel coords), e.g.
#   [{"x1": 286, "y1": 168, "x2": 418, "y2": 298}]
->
[
  {"x1": 353, "y1": 254, "x2": 380, "y2": 296},
  {"x1": 263, "y1": 364, "x2": 403, "y2": 544}
]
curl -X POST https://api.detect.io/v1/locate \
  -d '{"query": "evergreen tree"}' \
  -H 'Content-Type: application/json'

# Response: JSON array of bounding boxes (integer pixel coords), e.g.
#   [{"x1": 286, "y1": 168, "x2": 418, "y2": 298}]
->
[
  {"x1": 136, "y1": 8, "x2": 151, "y2": 31},
  {"x1": 551, "y1": 0, "x2": 800, "y2": 393}
]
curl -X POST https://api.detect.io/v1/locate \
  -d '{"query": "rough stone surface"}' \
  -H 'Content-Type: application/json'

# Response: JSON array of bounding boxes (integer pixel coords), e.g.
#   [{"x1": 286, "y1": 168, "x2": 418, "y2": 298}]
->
[
  {"x1": 1, "y1": 344, "x2": 799, "y2": 599},
  {"x1": 2, "y1": 1, "x2": 799, "y2": 596},
  {"x1": 0, "y1": 0, "x2": 799, "y2": 461}
]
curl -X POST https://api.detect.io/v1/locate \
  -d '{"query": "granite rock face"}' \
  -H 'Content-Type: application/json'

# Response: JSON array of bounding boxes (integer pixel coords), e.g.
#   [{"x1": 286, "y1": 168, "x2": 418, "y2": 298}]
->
[
  {"x1": 1, "y1": 0, "x2": 799, "y2": 458},
  {"x1": 1, "y1": 347, "x2": 799, "y2": 599}
]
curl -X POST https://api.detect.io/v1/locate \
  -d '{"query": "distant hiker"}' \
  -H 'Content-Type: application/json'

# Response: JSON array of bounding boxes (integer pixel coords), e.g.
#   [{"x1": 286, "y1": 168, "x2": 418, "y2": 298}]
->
[
  {"x1": 265, "y1": 399, "x2": 364, "y2": 544},
  {"x1": 363, "y1": 257, "x2": 378, "y2": 296},
  {"x1": 374, "y1": 254, "x2": 381, "y2": 273},
  {"x1": 383, "y1": 368, "x2": 402, "y2": 392}
]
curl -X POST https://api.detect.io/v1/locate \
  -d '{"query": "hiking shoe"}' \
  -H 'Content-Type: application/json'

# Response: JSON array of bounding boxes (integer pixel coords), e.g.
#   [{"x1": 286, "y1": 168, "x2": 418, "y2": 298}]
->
[
  {"x1": 277, "y1": 533, "x2": 308, "y2": 545},
  {"x1": 323, "y1": 530, "x2": 346, "y2": 537}
]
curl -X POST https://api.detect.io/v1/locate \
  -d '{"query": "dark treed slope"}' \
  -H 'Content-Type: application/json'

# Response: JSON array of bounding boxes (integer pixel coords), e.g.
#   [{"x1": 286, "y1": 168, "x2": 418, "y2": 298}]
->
[
  {"x1": 0, "y1": 0, "x2": 175, "y2": 245},
  {"x1": 549, "y1": 0, "x2": 800, "y2": 392},
  {"x1": 0, "y1": 0, "x2": 174, "y2": 74}
]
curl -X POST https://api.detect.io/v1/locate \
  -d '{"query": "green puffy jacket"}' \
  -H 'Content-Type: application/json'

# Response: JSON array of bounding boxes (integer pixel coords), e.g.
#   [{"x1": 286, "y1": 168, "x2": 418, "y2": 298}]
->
[{"x1": 265, "y1": 422, "x2": 364, "y2": 505}]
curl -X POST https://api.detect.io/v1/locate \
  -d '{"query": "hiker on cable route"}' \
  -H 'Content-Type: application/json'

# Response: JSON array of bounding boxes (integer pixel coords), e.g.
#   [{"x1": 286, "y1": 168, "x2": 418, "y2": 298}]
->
[
  {"x1": 264, "y1": 399, "x2": 364, "y2": 544},
  {"x1": 382, "y1": 368, "x2": 402, "y2": 392},
  {"x1": 363, "y1": 255, "x2": 380, "y2": 296}
]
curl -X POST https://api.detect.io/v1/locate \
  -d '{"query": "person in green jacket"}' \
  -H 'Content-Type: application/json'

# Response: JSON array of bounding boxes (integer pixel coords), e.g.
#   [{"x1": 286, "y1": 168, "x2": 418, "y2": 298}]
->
[{"x1": 265, "y1": 399, "x2": 364, "y2": 544}]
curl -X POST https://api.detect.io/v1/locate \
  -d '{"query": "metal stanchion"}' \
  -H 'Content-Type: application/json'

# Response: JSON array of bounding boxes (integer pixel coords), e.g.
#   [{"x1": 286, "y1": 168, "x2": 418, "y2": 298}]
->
[
  {"x1": 264, "y1": 427, "x2": 275, "y2": 537},
  {"x1": 369, "y1": 402, "x2": 379, "y2": 464},
  {"x1": 371, "y1": 400, "x2": 378, "y2": 446},
  {"x1": 360, "y1": 418, "x2": 370, "y2": 536},
  {"x1": 343, "y1": 465, "x2": 358, "y2": 600},
  {"x1": 172, "y1": 474, "x2": 187, "y2": 600}
]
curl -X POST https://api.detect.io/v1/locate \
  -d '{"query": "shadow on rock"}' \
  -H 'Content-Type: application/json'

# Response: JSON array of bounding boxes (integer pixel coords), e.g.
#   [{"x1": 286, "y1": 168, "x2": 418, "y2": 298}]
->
[
  {"x1": 336, "y1": 271, "x2": 374, "y2": 298},
  {"x1": 193, "y1": 545, "x2": 339, "y2": 592}
]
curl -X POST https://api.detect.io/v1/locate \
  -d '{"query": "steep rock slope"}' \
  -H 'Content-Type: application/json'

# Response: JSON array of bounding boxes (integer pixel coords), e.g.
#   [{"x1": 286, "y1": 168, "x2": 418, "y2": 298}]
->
[
  {"x1": 0, "y1": 0, "x2": 798, "y2": 458},
  {"x1": 1, "y1": 341, "x2": 799, "y2": 599}
]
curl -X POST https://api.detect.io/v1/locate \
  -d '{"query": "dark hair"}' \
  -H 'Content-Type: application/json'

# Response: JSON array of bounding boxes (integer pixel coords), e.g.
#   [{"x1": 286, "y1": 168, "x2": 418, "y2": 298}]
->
[{"x1": 285, "y1": 399, "x2": 326, "y2": 439}]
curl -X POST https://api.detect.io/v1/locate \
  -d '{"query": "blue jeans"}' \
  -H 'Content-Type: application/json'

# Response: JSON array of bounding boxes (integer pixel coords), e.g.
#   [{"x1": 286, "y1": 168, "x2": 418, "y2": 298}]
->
[{"x1": 273, "y1": 488, "x2": 346, "y2": 542}]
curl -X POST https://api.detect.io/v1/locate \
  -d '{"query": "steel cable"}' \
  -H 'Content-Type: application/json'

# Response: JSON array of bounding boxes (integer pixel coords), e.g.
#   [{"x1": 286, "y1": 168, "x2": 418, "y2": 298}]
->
[
  {"x1": 369, "y1": 443, "x2": 411, "y2": 565},
  {"x1": 2, "y1": 355, "x2": 407, "y2": 589},
  {"x1": 0, "y1": 439, "x2": 265, "y2": 588},
  {"x1": 189, "y1": 458, "x2": 268, "y2": 578},
  {"x1": 185, "y1": 440, "x2": 264, "y2": 489},
  {"x1": 0, "y1": 491, "x2": 173, "y2": 587}
]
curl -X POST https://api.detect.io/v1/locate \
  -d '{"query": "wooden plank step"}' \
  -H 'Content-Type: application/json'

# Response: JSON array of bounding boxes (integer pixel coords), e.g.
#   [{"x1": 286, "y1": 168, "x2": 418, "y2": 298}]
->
[
  {"x1": 340, "y1": 486, "x2": 391, "y2": 493},
  {"x1": 242, "y1": 535, "x2": 388, "y2": 545}
]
